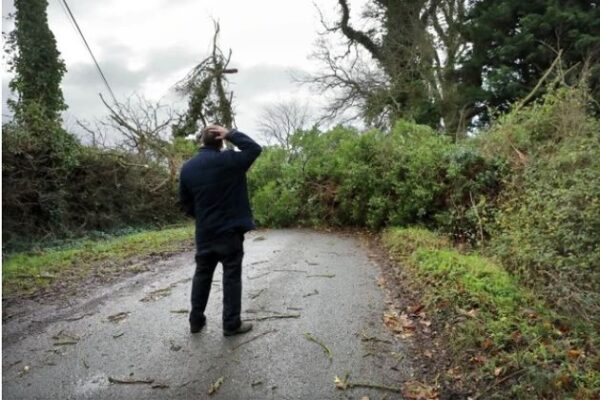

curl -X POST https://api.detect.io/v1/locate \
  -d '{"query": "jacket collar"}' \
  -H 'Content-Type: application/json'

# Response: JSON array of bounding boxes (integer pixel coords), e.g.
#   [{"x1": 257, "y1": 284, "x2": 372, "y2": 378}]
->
[{"x1": 199, "y1": 146, "x2": 221, "y2": 152}]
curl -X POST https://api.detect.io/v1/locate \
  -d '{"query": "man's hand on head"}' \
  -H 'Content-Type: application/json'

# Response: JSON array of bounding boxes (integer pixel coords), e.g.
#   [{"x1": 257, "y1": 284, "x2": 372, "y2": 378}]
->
[{"x1": 205, "y1": 125, "x2": 229, "y2": 140}]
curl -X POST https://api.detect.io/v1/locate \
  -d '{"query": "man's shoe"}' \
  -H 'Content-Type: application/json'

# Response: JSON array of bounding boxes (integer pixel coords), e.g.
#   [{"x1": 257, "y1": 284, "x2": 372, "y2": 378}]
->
[
  {"x1": 190, "y1": 321, "x2": 206, "y2": 334},
  {"x1": 223, "y1": 322, "x2": 253, "y2": 336}
]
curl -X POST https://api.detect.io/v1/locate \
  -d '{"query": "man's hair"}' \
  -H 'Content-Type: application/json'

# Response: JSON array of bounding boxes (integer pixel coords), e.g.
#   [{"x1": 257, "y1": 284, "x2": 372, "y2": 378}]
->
[{"x1": 198, "y1": 127, "x2": 223, "y2": 149}]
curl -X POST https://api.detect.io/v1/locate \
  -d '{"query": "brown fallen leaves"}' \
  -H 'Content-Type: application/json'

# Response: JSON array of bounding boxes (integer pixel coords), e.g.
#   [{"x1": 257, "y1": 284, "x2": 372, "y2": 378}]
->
[
  {"x1": 383, "y1": 311, "x2": 416, "y2": 338},
  {"x1": 402, "y1": 381, "x2": 439, "y2": 400}
]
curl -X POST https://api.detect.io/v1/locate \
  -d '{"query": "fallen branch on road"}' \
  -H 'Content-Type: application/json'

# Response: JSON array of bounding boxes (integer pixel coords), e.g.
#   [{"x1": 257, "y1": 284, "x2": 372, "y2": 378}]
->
[
  {"x1": 108, "y1": 376, "x2": 155, "y2": 385},
  {"x1": 243, "y1": 314, "x2": 300, "y2": 321},
  {"x1": 230, "y1": 329, "x2": 277, "y2": 351},
  {"x1": 304, "y1": 332, "x2": 332, "y2": 360}
]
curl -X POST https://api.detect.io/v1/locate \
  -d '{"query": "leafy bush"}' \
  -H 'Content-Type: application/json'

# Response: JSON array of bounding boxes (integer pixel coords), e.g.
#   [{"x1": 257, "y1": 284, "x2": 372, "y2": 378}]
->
[
  {"x1": 2, "y1": 114, "x2": 184, "y2": 253},
  {"x1": 248, "y1": 120, "x2": 504, "y2": 238},
  {"x1": 483, "y1": 86, "x2": 600, "y2": 326}
]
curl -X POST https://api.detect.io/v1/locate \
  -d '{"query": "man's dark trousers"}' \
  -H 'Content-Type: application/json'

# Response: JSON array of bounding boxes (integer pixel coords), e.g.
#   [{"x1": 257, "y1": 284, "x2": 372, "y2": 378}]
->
[{"x1": 190, "y1": 231, "x2": 244, "y2": 331}]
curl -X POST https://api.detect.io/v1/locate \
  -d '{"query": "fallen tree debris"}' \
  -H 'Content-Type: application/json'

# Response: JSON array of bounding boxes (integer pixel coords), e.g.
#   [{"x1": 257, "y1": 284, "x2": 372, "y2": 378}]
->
[
  {"x1": 306, "y1": 274, "x2": 335, "y2": 278},
  {"x1": 64, "y1": 313, "x2": 94, "y2": 322},
  {"x1": 108, "y1": 376, "x2": 154, "y2": 385},
  {"x1": 250, "y1": 260, "x2": 269, "y2": 266},
  {"x1": 303, "y1": 289, "x2": 319, "y2": 297},
  {"x1": 151, "y1": 382, "x2": 169, "y2": 389},
  {"x1": 52, "y1": 330, "x2": 80, "y2": 346},
  {"x1": 107, "y1": 312, "x2": 130, "y2": 323},
  {"x1": 334, "y1": 373, "x2": 403, "y2": 393},
  {"x1": 273, "y1": 269, "x2": 307, "y2": 273},
  {"x1": 248, "y1": 272, "x2": 270, "y2": 280},
  {"x1": 244, "y1": 314, "x2": 300, "y2": 321},
  {"x1": 230, "y1": 329, "x2": 277, "y2": 351},
  {"x1": 304, "y1": 332, "x2": 333, "y2": 360},
  {"x1": 249, "y1": 288, "x2": 265, "y2": 299},
  {"x1": 208, "y1": 377, "x2": 224, "y2": 395},
  {"x1": 112, "y1": 332, "x2": 124, "y2": 339},
  {"x1": 359, "y1": 332, "x2": 392, "y2": 344},
  {"x1": 170, "y1": 309, "x2": 189, "y2": 314},
  {"x1": 140, "y1": 287, "x2": 172, "y2": 302}
]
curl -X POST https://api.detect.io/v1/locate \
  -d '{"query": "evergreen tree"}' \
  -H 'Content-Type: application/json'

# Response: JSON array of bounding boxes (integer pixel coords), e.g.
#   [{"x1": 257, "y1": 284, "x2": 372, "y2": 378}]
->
[
  {"x1": 461, "y1": 0, "x2": 600, "y2": 121},
  {"x1": 7, "y1": 0, "x2": 67, "y2": 122}
]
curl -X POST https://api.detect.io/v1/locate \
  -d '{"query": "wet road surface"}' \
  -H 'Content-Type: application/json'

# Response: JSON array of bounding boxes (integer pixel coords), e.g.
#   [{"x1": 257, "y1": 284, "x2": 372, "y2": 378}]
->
[{"x1": 2, "y1": 229, "x2": 413, "y2": 399}]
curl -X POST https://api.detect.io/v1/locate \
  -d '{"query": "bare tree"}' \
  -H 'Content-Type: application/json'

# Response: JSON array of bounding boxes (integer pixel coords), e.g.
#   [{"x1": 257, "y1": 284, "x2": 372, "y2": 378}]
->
[
  {"x1": 257, "y1": 100, "x2": 312, "y2": 150},
  {"x1": 81, "y1": 94, "x2": 187, "y2": 188},
  {"x1": 303, "y1": 0, "x2": 470, "y2": 134}
]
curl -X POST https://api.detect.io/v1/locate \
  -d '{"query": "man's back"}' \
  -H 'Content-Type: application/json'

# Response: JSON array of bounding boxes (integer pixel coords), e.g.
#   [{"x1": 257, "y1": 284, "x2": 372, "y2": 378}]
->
[{"x1": 179, "y1": 129, "x2": 262, "y2": 247}]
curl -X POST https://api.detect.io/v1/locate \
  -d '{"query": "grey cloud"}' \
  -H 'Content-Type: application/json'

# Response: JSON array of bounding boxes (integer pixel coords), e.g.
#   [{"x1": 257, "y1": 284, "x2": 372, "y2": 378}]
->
[{"x1": 230, "y1": 64, "x2": 306, "y2": 101}]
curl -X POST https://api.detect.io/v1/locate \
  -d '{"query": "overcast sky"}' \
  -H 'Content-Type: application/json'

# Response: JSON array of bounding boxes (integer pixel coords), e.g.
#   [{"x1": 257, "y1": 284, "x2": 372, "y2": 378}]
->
[{"x1": 2, "y1": 0, "x2": 367, "y2": 143}]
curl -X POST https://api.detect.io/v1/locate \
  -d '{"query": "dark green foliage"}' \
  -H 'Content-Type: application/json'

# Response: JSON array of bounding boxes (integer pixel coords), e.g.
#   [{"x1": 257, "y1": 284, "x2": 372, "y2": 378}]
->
[
  {"x1": 462, "y1": 0, "x2": 600, "y2": 122},
  {"x1": 7, "y1": 0, "x2": 67, "y2": 122},
  {"x1": 482, "y1": 86, "x2": 600, "y2": 326},
  {"x1": 2, "y1": 116, "x2": 183, "y2": 253},
  {"x1": 248, "y1": 121, "x2": 504, "y2": 237}
]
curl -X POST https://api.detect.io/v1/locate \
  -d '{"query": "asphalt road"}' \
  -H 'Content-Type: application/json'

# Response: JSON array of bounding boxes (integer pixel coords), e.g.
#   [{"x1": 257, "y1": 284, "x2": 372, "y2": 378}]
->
[{"x1": 2, "y1": 229, "x2": 413, "y2": 399}]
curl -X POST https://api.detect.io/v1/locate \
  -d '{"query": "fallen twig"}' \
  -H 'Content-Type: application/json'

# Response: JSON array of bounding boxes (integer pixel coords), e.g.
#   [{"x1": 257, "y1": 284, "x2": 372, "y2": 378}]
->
[
  {"x1": 249, "y1": 289, "x2": 265, "y2": 299},
  {"x1": 64, "y1": 313, "x2": 93, "y2": 322},
  {"x1": 244, "y1": 314, "x2": 300, "y2": 321},
  {"x1": 304, "y1": 332, "x2": 333, "y2": 360},
  {"x1": 208, "y1": 377, "x2": 224, "y2": 395},
  {"x1": 140, "y1": 287, "x2": 172, "y2": 302},
  {"x1": 306, "y1": 274, "x2": 335, "y2": 278},
  {"x1": 112, "y1": 332, "x2": 124, "y2": 339},
  {"x1": 107, "y1": 312, "x2": 130, "y2": 323},
  {"x1": 108, "y1": 376, "x2": 154, "y2": 385},
  {"x1": 273, "y1": 269, "x2": 307, "y2": 273},
  {"x1": 170, "y1": 309, "x2": 189, "y2": 314},
  {"x1": 334, "y1": 373, "x2": 402, "y2": 393},
  {"x1": 151, "y1": 382, "x2": 169, "y2": 389},
  {"x1": 248, "y1": 272, "x2": 270, "y2": 280},
  {"x1": 230, "y1": 329, "x2": 277, "y2": 351},
  {"x1": 359, "y1": 332, "x2": 392, "y2": 344},
  {"x1": 53, "y1": 340, "x2": 78, "y2": 346},
  {"x1": 250, "y1": 260, "x2": 269, "y2": 265},
  {"x1": 302, "y1": 289, "x2": 319, "y2": 297}
]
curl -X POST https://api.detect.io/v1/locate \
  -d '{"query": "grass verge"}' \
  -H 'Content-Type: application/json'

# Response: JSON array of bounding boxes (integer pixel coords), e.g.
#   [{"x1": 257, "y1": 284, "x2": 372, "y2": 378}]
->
[
  {"x1": 2, "y1": 224, "x2": 194, "y2": 298},
  {"x1": 382, "y1": 227, "x2": 599, "y2": 400}
]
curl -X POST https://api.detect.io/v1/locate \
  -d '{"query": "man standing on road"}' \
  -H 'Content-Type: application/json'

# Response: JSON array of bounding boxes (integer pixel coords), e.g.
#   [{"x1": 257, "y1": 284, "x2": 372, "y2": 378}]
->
[{"x1": 179, "y1": 125, "x2": 262, "y2": 336}]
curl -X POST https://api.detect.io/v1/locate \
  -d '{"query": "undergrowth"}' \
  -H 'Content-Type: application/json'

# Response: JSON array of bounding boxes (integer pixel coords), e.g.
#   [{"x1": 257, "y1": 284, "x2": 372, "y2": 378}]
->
[{"x1": 383, "y1": 227, "x2": 600, "y2": 400}]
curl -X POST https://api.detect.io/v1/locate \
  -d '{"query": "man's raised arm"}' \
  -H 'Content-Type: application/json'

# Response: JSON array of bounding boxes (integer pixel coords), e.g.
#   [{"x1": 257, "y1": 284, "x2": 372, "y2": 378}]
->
[{"x1": 224, "y1": 129, "x2": 262, "y2": 170}]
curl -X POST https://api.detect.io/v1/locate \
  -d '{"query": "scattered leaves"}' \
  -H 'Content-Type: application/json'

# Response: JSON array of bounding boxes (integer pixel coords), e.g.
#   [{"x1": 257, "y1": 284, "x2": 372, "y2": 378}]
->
[
  {"x1": 383, "y1": 311, "x2": 416, "y2": 338},
  {"x1": 402, "y1": 381, "x2": 439, "y2": 400}
]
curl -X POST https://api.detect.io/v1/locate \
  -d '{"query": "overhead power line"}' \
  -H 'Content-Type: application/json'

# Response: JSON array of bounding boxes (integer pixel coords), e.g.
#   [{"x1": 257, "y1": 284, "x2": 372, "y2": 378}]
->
[{"x1": 57, "y1": 0, "x2": 118, "y2": 105}]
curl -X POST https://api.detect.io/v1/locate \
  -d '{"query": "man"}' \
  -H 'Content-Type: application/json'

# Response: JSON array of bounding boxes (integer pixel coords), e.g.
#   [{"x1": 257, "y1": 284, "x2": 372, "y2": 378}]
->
[{"x1": 179, "y1": 124, "x2": 262, "y2": 336}]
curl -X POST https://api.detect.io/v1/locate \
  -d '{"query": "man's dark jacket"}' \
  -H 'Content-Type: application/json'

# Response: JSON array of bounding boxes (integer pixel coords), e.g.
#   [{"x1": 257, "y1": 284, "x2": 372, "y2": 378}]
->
[{"x1": 178, "y1": 130, "x2": 262, "y2": 249}]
